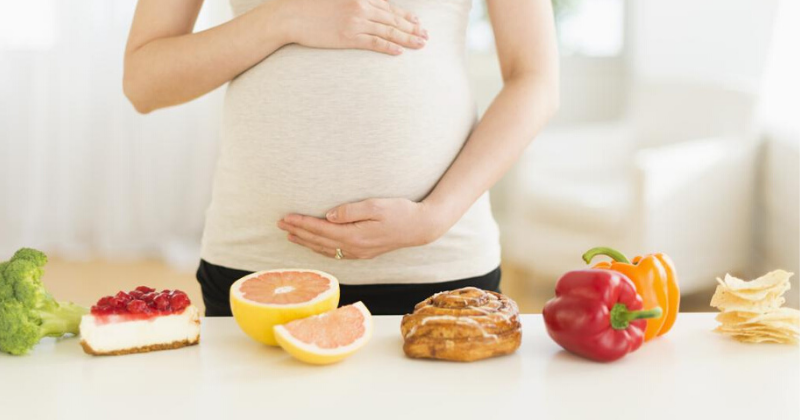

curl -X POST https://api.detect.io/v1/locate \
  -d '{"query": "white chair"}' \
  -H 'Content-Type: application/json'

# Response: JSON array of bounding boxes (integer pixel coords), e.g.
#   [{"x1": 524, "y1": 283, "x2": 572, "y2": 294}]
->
[
  {"x1": 500, "y1": 81, "x2": 758, "y2": 294},
  {"x1": 756, "y1": 132, "x2": 800, "y2": 308}
]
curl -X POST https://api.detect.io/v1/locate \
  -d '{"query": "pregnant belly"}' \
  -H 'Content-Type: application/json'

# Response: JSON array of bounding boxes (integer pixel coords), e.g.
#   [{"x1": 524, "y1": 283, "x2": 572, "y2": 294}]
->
[{"x1": 215, "y1": 44, "x2": 476, "y2": 219}]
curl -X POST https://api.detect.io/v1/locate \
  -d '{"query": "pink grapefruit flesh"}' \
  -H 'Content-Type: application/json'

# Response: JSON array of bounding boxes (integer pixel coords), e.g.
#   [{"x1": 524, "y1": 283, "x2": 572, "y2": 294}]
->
[
  {"x1": 240, "y1": 271, "x2": 331, "y2": 305},
  {"x1": 283, "y1": 304, "x2": 367, "y2": 349}
]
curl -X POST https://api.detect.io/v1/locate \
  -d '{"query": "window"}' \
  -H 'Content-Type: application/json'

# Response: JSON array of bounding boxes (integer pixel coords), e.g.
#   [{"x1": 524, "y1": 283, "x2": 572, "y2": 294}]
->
[
  {"x1": 557, "y1": 0, "x2": 624, "y2": 56},
  {"x1": 467, "y1": 0, "x2": 625, "y2": 56}
]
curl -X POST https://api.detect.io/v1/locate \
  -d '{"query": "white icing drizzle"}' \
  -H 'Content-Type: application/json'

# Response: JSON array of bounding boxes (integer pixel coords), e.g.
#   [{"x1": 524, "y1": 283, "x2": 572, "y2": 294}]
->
[
  {"x1": 470, "y1": 305, "x2": 513, "y2": 323},
  {"x1": 404, "y1": 315, "x2": 499, "y2": 341}
]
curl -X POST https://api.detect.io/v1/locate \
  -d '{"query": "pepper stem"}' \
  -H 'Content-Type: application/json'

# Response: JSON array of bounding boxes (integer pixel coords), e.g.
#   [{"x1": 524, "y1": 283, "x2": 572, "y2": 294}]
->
[
  {"x1": 583, "y1": 246, "x2": 632, "y2": 265},
  {"x1": 609, "y1": 303, "x2": 663, "y2": 330}
]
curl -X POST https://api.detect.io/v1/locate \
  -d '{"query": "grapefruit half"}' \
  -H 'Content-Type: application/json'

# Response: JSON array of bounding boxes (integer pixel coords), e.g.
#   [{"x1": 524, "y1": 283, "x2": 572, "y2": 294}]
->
[
  {"x1": 274, "y1": 302, "x2": 373, "y2": 365},
  {"x1": 230, "y1": 269, "x2": 340, "y2": 346}
]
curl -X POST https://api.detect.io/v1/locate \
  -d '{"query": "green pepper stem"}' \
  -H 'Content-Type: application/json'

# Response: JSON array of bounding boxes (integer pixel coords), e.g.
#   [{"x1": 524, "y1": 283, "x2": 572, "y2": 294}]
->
[
  {"x1": 609, "y1": 303, "x2": 662, "y2": 330},
  {"x1": 583, "y1": 246, "x2": 632, "y2": 265}
]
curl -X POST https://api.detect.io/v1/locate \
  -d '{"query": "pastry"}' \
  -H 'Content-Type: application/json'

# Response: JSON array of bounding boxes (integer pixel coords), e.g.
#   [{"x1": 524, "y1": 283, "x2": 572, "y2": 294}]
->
[
  {"x1": 401, "y1": 287, "x2": 522, "y2": 362},
  {"x1": 80, "y1": 286, "x2": 201, "y2": 356}
]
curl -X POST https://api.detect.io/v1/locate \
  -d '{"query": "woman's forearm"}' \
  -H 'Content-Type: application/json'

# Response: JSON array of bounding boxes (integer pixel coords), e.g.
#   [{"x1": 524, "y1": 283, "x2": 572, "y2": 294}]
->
[
  {"x1": 123, "y1": 0, "x2": 290, "y2": 113},
  {"x1": 422, "y1": 72, "x2": 559, "y2": 237}
]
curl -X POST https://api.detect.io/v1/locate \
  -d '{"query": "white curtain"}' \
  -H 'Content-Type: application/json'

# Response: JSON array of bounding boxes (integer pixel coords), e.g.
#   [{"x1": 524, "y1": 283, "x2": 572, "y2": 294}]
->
[{"x1": 0, "y1": 1, "x2": 231, "y2": 269}]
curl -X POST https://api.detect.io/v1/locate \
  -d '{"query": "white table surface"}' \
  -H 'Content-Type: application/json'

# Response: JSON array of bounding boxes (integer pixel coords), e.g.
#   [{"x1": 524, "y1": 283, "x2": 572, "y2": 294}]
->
[{"x1": 1, "y1": 314, "x2": 798, "y2": 420}]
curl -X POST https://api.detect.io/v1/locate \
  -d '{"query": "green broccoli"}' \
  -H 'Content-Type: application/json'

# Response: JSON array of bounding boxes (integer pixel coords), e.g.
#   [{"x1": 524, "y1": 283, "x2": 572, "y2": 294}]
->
[{"x1": 0, "y1": 248, "x2": 88, "y2": 355}]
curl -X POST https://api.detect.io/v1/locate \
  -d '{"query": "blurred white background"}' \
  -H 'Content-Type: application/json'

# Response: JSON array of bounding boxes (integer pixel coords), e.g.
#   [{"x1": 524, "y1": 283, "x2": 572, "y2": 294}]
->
[{"x1": 0, "y1": 0, "x2": 797, "y2": 310}]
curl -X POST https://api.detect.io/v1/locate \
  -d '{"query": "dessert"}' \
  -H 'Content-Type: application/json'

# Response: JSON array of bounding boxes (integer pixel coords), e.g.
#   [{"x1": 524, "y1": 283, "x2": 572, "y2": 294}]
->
[
  {"x1": 230, "y1": 269, "x2": 339, "y2": 346},
  {"x1": 274, "y1": 301, "x2": 373, "y2": 365},
  {"x1": 401, "y1": 287, "x2": 522, "y2": 362},
  {"x1": 79, "y1": 286, "x2": 200, "y2": 356}
]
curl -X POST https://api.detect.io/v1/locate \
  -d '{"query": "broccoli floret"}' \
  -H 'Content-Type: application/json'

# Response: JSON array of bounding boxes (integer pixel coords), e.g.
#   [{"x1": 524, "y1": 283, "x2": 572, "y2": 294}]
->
[{"x1": 0, "y1": 248, "x2": 88, "y2": 355}]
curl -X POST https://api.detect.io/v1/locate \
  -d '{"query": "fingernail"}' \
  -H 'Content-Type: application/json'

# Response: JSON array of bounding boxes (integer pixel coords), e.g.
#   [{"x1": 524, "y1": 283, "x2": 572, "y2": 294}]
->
[
  {"x1": 392, "y1": 45, "x2": 404, "y2": 54},
  {"x1": 410, "y1": 15, "x2": 419, "y2": 24},
  {"x1": 326, "y1": 210, "x2": 336, "y2": 220},
  {"x1": 422, "y1": 29, "x2": 429, "y2": 39},
  {"x1": 415, "y1": 37, "x2": 426, "y2": 46}
]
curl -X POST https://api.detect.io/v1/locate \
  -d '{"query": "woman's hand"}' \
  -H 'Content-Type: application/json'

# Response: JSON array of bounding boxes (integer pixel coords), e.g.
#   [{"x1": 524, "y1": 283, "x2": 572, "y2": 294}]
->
[
  {"x1": 281, "y1": 0, "x2": 428, "y2": 55},
  {"x1": 277, "y1": 198, "x2": 449, "y2": 259}
]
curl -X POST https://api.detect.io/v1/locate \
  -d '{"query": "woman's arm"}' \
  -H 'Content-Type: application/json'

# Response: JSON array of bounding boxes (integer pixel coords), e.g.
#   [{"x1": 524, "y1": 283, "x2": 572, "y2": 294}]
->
[
  {"x1": 420, "y1": 0, "x2": 560, "y2": 235},
  {"x1": 124, "y1": 0, "x2": 284, "y2": 113},
  {"x1": 124, "y1": 0, "x2": 428, "y2": 114},
  {"x1": 278, "y1": 0, "x2": 559, "y2": 259}
]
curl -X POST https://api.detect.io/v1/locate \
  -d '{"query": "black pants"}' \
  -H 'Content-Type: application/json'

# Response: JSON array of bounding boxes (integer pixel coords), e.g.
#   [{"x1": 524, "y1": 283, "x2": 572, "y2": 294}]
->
[{"x1": 196, "y1": 259, "x2": 501, "y2": 316}]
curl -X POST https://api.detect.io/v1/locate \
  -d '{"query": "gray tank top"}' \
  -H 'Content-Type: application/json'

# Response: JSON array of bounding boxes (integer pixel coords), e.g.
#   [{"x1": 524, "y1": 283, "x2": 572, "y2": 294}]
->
[{"x1": 201, "y1": 0, "x2": 501, "y2": 284}]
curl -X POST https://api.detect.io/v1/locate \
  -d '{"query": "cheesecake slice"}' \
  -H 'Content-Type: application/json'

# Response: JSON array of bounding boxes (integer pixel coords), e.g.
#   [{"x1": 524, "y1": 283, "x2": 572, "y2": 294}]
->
[{"x1": 80, "y1": 286, "x2": 201, "y2": 356}]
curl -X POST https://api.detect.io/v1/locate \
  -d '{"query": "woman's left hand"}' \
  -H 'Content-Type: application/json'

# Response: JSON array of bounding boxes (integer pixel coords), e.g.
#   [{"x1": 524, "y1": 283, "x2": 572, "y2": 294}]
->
[{"x1": 277, "y1": 198, "x2": 447, "y2": 259}]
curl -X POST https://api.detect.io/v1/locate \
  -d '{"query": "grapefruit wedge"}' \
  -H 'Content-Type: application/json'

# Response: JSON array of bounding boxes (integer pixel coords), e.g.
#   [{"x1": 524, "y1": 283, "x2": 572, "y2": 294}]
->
[
  {"x1": 230, "y1": 269, "x2": 339, "y2": 346},
  {"x1": 274, "y1": 302, "x2": 373, "y2": 365}
]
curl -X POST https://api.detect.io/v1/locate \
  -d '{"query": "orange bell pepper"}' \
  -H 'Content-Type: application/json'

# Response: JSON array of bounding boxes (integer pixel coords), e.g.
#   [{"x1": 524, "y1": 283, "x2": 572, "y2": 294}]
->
[{"x1": 582, "y1": 247, "x2": 680, "y2": 341}]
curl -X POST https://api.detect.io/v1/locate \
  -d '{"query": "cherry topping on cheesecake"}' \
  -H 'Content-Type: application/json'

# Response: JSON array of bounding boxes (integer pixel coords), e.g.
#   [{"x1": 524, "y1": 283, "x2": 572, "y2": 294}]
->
[{"x1": 91, "y1": 287, "x2": 191, "y2": 319}]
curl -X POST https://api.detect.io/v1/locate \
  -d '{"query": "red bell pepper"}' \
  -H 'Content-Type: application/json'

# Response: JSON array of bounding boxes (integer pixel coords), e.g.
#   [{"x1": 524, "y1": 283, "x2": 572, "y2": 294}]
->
[{"x1": 543, "y1": 269, "x2": 663, "y2": 362}]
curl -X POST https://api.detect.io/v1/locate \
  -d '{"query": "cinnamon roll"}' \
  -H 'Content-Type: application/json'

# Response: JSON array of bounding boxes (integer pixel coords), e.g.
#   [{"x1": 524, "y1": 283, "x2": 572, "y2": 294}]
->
[{"x1": 400, "y1": 287, "x2": 522, "y2": 362}]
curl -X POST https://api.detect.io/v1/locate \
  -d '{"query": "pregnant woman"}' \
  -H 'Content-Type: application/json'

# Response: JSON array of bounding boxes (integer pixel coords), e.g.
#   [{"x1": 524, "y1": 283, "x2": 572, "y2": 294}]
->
[{"x1": 124, "y1": 0, "x2": 558, "y2": 316}]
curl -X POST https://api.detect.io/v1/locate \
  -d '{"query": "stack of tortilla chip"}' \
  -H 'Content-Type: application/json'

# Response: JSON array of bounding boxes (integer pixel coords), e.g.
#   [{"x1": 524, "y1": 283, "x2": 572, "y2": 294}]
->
[{"x1": 710, "y1": 270, "x2": 799, "y2": 344}]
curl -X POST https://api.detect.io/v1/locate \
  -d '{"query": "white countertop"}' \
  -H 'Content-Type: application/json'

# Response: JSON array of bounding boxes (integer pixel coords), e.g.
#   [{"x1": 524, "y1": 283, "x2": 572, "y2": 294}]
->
[{"x1": 1, "y1": 314, "x2": 798, "y2": 420}]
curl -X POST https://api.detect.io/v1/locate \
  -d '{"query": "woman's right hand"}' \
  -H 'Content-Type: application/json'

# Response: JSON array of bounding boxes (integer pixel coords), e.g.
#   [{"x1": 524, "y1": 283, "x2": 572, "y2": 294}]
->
[{"x1": 280, "y1": 0, "x2": 428, "y2": 55}]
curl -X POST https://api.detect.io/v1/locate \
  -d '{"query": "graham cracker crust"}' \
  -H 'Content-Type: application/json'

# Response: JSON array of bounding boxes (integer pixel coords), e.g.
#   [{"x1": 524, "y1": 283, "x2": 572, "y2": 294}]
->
[{"x1": 81, "y1": 337, "x2": 200, "y2": 356}]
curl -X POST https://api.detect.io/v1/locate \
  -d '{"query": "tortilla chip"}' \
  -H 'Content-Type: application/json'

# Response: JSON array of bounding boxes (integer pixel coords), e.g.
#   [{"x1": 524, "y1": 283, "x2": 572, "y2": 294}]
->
[
  {"x1": 731, "y1": 334, "x2": 797, "y2": 344},
  {"x1": 724, "y1": 282, "x2": 791, "y2": 302},
  {"x1": 741, "y1": 309, "x2": 800, "y2": 329},
  {"x1": 715, "y1": 311, "x2": 757, "y2": 325},
  {"x1": 710, "y1": 288, "x2": 785, "y2": 312},
  {"x1": 721, "y1": 270, "x2": 793, "y2": 291},
  {"x1": 716, "y1": 324, "x2": 797, "y2": 338}
]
